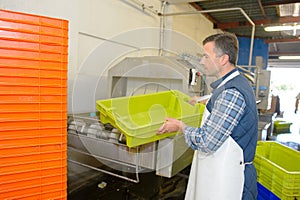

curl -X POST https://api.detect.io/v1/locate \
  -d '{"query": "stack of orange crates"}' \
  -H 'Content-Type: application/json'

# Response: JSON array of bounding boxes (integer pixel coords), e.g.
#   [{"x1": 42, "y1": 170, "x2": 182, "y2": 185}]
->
[{"x1": 0, "y1": 9, "x2": 68, "y2": 199}]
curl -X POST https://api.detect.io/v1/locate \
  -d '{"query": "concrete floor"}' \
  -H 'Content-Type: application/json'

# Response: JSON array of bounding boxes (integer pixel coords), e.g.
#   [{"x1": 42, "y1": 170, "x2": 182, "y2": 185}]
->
[{"x1": 67, "y1": 164, "x2": 189, "y2": 200}]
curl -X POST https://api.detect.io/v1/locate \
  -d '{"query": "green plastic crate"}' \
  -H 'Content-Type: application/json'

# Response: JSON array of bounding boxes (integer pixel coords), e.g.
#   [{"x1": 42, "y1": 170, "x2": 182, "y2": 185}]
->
[
  {"x1": 96, "y1": 90, "x2": 205, "y2": 147},
  {"x1": 254, "y1": 141, "x2": 300, "y2": 199},
  {"x1": 273, "y1": 120, "x2": 292, "y2": 134}
]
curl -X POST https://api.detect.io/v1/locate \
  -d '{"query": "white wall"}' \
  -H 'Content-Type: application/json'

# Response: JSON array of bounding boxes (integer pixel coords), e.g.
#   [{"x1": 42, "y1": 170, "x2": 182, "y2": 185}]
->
[{"x1": 0, "y1": 0, "x2": 218, "y2": 113}]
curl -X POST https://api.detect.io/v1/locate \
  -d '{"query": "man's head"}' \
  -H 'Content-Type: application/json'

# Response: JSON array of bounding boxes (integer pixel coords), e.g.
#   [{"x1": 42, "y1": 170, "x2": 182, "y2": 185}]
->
[{"x1": 201, "y1": 32, "x2": 239, "y2": 78}]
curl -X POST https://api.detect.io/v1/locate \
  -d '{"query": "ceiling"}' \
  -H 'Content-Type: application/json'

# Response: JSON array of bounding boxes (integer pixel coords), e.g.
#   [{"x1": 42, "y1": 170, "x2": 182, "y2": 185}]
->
[
  {"x1": 188, "y1": 0, "x2": 300, "y2": 59},
  {"x1": 162, "y1": 0, "x2": 300, "y2": 62}
]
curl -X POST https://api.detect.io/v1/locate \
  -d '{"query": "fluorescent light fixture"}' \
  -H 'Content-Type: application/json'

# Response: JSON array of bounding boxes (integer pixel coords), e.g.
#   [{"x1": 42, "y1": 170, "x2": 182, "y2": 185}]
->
[
  {"x1": 264, "y1": 25, "x2": 300, "y2": 32},
  {"x1": 279, "y1": 56, "x2": 300, "y2": 60}
]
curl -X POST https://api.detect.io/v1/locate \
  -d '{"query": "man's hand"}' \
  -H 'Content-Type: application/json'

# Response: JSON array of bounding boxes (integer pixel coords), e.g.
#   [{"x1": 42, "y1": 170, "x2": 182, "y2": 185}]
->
[
  {"x1": 157, "y1": 117, "x2": 186, "y2": 134},
  {"x1": 189, "y1": 96, "x2": 200, "y2": 106},
  {"x1": 189, "y1": 95, "x2": 210, "y2": 105}
]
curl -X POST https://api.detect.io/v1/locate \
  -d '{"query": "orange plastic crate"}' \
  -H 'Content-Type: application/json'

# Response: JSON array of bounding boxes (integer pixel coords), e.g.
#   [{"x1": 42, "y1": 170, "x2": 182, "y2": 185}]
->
[
  {"x1": 40, "y1": 26, "x2": 68, "y2": 37},
  {"x1": 0, "y1": 59, "x2": 40, "y2": 69},
  {"x1": 0, "y1": 20, "x2": 67, "y2": 38},
  {"x1": 4, "y1": 189, "x2": 67, "y2": 200},
  {"x1": 0, "y1": 48, "x2": 39, "y2": 60},
  {"x1": 1, "y1": 157, "x2": 66, "y2": 175},
  {"x1": 40, "y1": 95, "x2": 67, "y2": 103},
  {"x1": 40, "y1": 69, "x2": 67, "y2": 77},
  {"x1": 0, "y1": 20, "x2": 40, "y2": 34},
  {"x1": 0, "y1": 184, "x2": 66, "y2": 200},
  {"x1": 0, "y1": 151, "x2": 67, "y2": 166},
  {"x1": 0, "y1": 167, "x2": 67, "y2": 183},
  {"x1": 0, "y1": 9, "x2": 40, "y2": 25},
  {"x1": 0, "y1": 176, "x2": 67, "y2": 197},
  {"x1": 0, "y1": 120, "x2": 40, "y2": 129},
  {"x1": 0, "y1": 9, "x2": 68, "y2": 199},
  {"x1": 40, "y1": 189, "x2": 67, "y2": 200},
  {"x1": 39, "y1": 86, "x2": 67, "y2": 95},
  {"x1": 40, "y1": 78, "x2": 67, "y2": 87},
  {"x1": 40, "y1": 61, "x2": 64, "y2": 70},
  {"x1": 39, "y1": 119, "x2": 67, "y2": 127},
  {"x1": 0, "y1": 94, "x2": 39, "y2": 103},
  {"x1": 5, "y1": 173, "x2": 67, "y2": 187},
  {"x1": 0, "y1": 143, "x2": 67, "y2": 157},
  {"x1": 39, "y1": 103, "x2": 67, "y2": 111},
  {"x1": 0, "y1": 29, "x2": 40, "y2": 43},
  {"x1": 0, "y1": 85, "x2": 39, "y2": 94},
  {"x1": 40, "y1": 34, "x2": 67, "y2": 45},
  {"x1": 0, "y1": 111, "x2": 40, "y2": 120},
  {"x1": 40, "y1": 111, "x2": 65, "y2": 119},
  {"x1": 0, "y1": 76, "x2": 39, "y2": 86},
  {"x1": 0, "y1": 62, "x2": 67, "y2": 76},
  {"x1": 0, "y1": 119, "x2": 67, "y2": 130},
  {"x1": 0, "y1": 94, "x2": 67, "y2": 104},
  {"x1": 0, "y1": 38, "x2": 39, "y2": 51},
  {"x1": 0, "y1": 128, "x2": 66, "y2": 139},
  {"x1": 40, "y1": 52, "x2": 66, "y2": 62},
  {"x1": 0, "y1": 136, "x2": 67, "y2": 148},
  {"x1": 0, "y1": 103, "x2": 40, "y2": 111},
  {"x1": 40, "y1": 15, "x2": 68, "y2": 29},
  {"x1": 40, "y1": 43, "x2": 68, "y2": 54},
  {"x1": 1, "y1": 182, "x2": 67, "y2": 200}
]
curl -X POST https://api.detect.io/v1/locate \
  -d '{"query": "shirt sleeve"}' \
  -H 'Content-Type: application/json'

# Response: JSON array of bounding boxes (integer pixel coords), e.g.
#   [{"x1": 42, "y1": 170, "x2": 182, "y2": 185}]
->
[{"x1": 183, "y1": 88, "x2": 246, "y2": 153}]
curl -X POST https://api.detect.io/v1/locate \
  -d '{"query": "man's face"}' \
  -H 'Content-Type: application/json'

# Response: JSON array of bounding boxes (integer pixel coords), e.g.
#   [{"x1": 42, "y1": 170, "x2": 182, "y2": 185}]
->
[{"x1": 200, "y1": 41, "x2": 222, "y2": 78}]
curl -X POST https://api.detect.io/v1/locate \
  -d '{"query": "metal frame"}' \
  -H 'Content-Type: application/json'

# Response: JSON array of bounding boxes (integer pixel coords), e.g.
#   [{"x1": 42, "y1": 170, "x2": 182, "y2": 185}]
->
[{"x1": 68, "y1": 142, "x2": 141, "y2": 183}]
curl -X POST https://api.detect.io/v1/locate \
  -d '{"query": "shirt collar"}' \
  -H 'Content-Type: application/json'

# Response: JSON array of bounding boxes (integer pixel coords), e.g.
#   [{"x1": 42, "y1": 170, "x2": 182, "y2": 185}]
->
[{"x1": 210, "y1": 68, "x2": 238, "y2": 89}]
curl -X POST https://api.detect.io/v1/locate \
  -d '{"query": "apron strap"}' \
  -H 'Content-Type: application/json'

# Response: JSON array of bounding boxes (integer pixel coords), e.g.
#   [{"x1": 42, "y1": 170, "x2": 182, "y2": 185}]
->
[{"x1": 241, "y1": 161, "x2": 253, "y2": 165}]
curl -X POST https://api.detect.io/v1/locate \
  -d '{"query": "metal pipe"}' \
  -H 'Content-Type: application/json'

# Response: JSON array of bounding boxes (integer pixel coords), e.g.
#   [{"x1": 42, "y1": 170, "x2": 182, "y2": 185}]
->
[
  {"x1": 159, "y1": 1, "x2": 168, "y2": 56},
  {"x1": 249, "y1": 25, "x2": 255, "y2": 67},
  {"x1": 79, "y1": 31, "x2": 140, "y2": 50},
  {"x1": 159, "y1": 7, "x2": 255, "y2": 67},
  {"x1": 239, "y1": 8, "x2": 255, "y2": 67}
]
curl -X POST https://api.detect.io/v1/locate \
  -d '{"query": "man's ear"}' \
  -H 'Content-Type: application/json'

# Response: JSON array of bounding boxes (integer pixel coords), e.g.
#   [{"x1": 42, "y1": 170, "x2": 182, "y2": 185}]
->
[{"x1": 220, "y1": 54, "x2": 230, "y2": 65}]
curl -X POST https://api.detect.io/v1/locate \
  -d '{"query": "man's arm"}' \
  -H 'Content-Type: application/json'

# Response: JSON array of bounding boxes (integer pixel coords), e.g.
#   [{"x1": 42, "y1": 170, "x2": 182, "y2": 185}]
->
[{"x1": 183, "y1": 88, "x2": 246, "y2": 153}]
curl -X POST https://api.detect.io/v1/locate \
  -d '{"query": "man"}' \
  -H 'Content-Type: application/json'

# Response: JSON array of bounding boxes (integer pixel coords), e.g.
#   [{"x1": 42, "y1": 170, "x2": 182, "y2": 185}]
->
[
  {"x1": 158, "y1": 32, "x2": 258, "y2": 199},
  {"x1": 295, "y1": 92, "x2": 300, "y2": 113}
]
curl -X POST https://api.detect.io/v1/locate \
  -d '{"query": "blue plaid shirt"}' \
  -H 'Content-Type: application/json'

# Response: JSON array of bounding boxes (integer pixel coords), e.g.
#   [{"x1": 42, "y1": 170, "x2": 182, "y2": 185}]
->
[{"x1": 183, "y1": 88, "x2": 246, "y2": 153}]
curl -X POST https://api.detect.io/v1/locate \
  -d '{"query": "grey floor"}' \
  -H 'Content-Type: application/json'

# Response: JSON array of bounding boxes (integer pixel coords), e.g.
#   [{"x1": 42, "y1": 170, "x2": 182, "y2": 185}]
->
[{"x1": 67, "y1": 164, "x2": 189, "y2": 200}]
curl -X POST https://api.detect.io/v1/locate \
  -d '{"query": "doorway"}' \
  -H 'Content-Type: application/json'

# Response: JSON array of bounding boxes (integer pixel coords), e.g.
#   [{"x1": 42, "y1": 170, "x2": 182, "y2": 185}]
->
[{"x1": 268, "y1": 67, "x2": 300, "y2": 146}]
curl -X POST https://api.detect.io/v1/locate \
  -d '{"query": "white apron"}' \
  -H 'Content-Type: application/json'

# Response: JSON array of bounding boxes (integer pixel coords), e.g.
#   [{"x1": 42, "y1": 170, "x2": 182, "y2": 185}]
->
[{"x1": 185, "y1": 70, "x2": 245, "y2": 200}]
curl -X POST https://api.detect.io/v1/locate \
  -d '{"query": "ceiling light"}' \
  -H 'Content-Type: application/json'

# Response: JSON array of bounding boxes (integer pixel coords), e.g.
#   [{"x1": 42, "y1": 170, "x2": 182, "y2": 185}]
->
[
  {"x1": 264, "y1": 24, "x2": 300, "y2": 32},
  {"x1": 279, "y1": 56, "x2": 300, "y2": 60}
]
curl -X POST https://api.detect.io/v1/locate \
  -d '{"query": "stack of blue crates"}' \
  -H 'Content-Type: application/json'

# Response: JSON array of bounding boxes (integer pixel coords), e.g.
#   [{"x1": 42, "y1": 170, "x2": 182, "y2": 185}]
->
[
  {"x1": 257, "y1": 182, "x2": 280, "y2": 200},
  {"x1": 254, "y1": 141, "x2": 300, "y2": 200}
]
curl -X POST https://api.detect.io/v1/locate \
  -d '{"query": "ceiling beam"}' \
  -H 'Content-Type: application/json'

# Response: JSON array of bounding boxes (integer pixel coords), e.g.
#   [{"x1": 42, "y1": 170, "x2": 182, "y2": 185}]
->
[
  {"x1": 215, "y1": 16, "x2": 300, "y2": 29},
  {"x1": 264, "y1": 38, "x2": 300, "y2": 43},
  {"x1": 269, "y1": 51, "x2": 300, "y2": 56},
  {"x1": 258, "y1": 0, "x2": 266, "y2": 18},
  {"x1": 262, "y1": 0, "x2": 300, "y2": 6}
]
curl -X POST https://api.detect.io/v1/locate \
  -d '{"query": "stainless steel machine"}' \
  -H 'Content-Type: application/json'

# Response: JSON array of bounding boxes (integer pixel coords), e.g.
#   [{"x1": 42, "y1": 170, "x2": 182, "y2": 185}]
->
[{"x1": 68, "y1": 56, "x2": 207, "y2": 182}]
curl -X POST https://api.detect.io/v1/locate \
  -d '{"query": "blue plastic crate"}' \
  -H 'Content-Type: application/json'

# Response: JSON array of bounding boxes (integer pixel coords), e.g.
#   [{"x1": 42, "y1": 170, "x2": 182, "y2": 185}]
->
[{"x1": 257, "y1": 182, "x2": 280, "y2": 200}]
